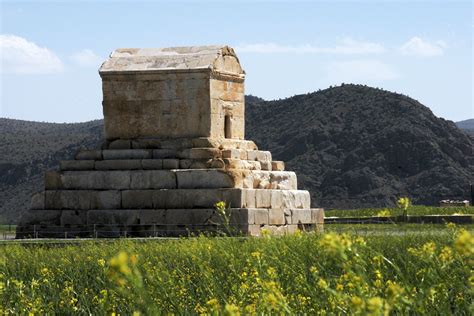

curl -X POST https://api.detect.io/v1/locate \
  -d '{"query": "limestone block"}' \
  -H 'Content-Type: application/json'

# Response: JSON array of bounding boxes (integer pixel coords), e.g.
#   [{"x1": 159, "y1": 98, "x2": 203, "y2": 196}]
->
[
  {"x1": 164, "y1": 209, "x2": 214, "y2": 225},
  {"x1": 281, "y1": 190, "x2": 311, "y2": 209},
  {"x1": 311, "y1": 208, "x2": 325, "y2": 224},
  {"x1": 255, "y1": 190, "x2": 271, "y2": 208},
  {"x1": 176, "y1": 170, "x2": 234, "y2": 189},
  {"x1": 260, "y1": 161, "x2": 272, "y2": 171},
  {"x1": 45, "y1": 191, "x2": 91, "y2": 210},
  {"x1": 268, "y1": 208, "x2": 285, "y2": 225},
  {"x1": 179, "y1": 159, "x2": 193, "y2": 169},
  {"x1": 270, "y1": 190, "x2": 283, "y2": 209},
  {"x1": 190, "y1": 160, "x2": 211, "y2": 169},
  {"x1": 242, "y1": 189, "x2": 256, "y2": 208},
  {"x1": 291, "y1": 209, "x2": 312, "y2": 224},
  {"x1": 132, "y1": 139, "x2": 162, "y2": 149},
  {"x1": 75, "y1": 150, "x2": 102, "y2": 160},
  {"x1": 209, "y1": 158, "x2": 225, "y2": 169},
  {"x1": 269, "y1": 171, "x2": 297, "y2": 190},
  {"x1": 18, "y1": 209, "x2": 62, "y2": 226},
  {"x1": 60, "y1": 210, "x2": 87, "y2": 226},
  {"x1": 271, "y1": 161, "x2": 285, "y2": 171},
  {"x1": 122, "y1": 190, "x2": 154, "y2": 209},
  {"x1": 162, "y1": 159, "x2": 180, "y2": 169},
  {"x1": 60, "y1": 160, "x2": 95, "y2": 171},
  {"x1": 191, "y1": 137, "x2": 222, "y2": 148},
  {"x1": 87, "y1": 210, "x2": 139, "y2": 225},
  {"x1": 253, "y1": 208, "x2": 269, "y2": 225},
  {"x1": 108, "y1": 139, "x2": 132, "y2": 149},
  {"x1": 138, "y1": 209, "x2": 166, "y2": 224},
  {"x1": 229, "y1": 208, "x2": 254, "y2": 225},
  {"x1": 153, "y1": 149, "x2": 177, "y2": 159},
  {"x1": 179, "y1": 148, "x2": 220, "y2": 159},
  {"x1": 222, "y1": 149, "x2": 241, "y2": 159},
  {"x1": 247, "y1": 150, "x2": 272, "y2": 162},
  {"x1": 58, "y1": 171, "x2": 131, "y2": 190},
  {"x1": 90, "y1": 191, "x2": 121, "y2": 209},
  {"x1": 141, "y1": 159, "x2": 163, "y2": 169},
  {"x1": 95, "y1": 160, "x2": 142, "y2": 170},
  {"x1": 45, "y1": 171, "x2": 61, "y2": 189},
  {"x1": 103, "y1": 149, "x2": 152, "y2": 160},
  {"x1": 160, "y1": 138, "x2": 193, "y2": 149},
  {"x1": 130, "y1": 170, "x2": 176, "y2": 189},
  {"x1": 30, "y1": 192, "x2": 45, "y2": 210},
  {"x1": 247, "y1": 224, "x2": 262, "y2": 236}
]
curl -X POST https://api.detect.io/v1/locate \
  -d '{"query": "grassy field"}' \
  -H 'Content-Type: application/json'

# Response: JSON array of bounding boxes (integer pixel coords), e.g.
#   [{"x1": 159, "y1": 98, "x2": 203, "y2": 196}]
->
[
  {"x1": 1, "y1": 224, "x2": 472, "y2": 314},
  {"x1": 325, "y1": 205, "x2": 474, "y2": 218}
]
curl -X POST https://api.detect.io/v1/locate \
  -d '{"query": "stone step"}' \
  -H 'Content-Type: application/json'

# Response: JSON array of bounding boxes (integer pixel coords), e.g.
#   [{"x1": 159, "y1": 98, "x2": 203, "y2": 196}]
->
[
  {"x1": 33, "y1": 188, "x2": 311, "y2": 211},
  {"x1": 18, "y1": 207, "x2": 322, "y2": 236},
  {"x1": 60, "y1": 158, "x2": 265, "y2": 171},
  {"x1": 105, "y1": 137, "x2": 258, "y2": 151},
  {"x1": 74, "y1": 148, "x2": 272, "y2": 163},
  {"x1": 45, "y1": 169, "x2": 298, "y2": 190}
]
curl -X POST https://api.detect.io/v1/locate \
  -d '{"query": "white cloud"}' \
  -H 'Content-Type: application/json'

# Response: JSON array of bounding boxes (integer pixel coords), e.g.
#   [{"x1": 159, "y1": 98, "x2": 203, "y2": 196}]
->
[
  {"x1": 399, "y1": 37, "x2": 446, "y2": 57},
  {"x1": 236, "y1": 38, "x2": 385, "y2": 55},
  {"x1": 325, "y1": 59, "x2": 400, "y2": 82},
  {"x1": 0, "y1": 34, "x2": 63, "y2": 74},
  {"x1": 70, "y1": 49, "x2": 102, "y2": 67}
]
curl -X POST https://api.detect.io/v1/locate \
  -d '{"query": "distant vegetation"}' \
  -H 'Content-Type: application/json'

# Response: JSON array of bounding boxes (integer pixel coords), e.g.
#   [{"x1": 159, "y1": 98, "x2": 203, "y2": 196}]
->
[
  {"x1": 1, "y1": 84, "x2": 473, "y2": 223},
  {"x1": 1, "y1": 227, "x2": 472, "y2": 314}
]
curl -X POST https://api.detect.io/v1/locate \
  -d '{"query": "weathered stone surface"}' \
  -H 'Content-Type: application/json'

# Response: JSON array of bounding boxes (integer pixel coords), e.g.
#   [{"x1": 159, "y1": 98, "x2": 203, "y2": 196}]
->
[
  {"x1": 268, "y1": 209, "x2": 285, "y2": 225},
  {"x1": 95, "y1": 160, "x2": 141, "y2": 170},
  {"x1": 30, "y1": 192, "x2": 45, "y2": 210},
  {"x1": 162, "y1": 159, "x2": 179, "y2": 169},
  {"x1": 103, "y1": 149, "x2": 152, "y2": 160},
  {"x1": 90, "y1": 191, "x2": 121, "y2": 209},
  {"x1": 122, "y1": 190, "x2": 154, "y2": 209},
  {"x1": 87, "y1": 210, "x2": 139, "y2": 225},
  {"x1": 141, "y1": 159, "x2": 163, "y2": 169},
  {"x1": 75, "y1": 150, "x2": 102, "y2": 160},
  {"x1": 60, "y1": 160, "x2": 95, "y2": 171},
  {"x1": 253, "y1": 208, "x2": 268, "y2": 225},
  {"x1": 18, "y1": 209, "x2": 62, "y2": 226},
  {"x1": 260, "y1": 161, "x2": 272, "y2": 171},
  {"x1": 247, "y1": 150, "x2": 271, "y2": 162},
  {"x1": 153, "y1": 149, "x2": 177, "y2": 159},
  {"x1": 179, "y1": 148, "x2": 220, "y2": 159},
  {"x1": 311, "y1": 208, "x2": 325, "y2": 224},
  {"x1": 45, "y1": 190, "x2": 91, "y2": 210},
  {"x1": 255, "y1": 190, "x2": 271, "y2": 208},
  {"x1": 271, "y1": 161, "x2": 285, "y2": 171},
  {"x1": 130, "y1": 170, "x2": 176, "y2": 189},
  {"x1": 108, "y1": 139, "x2": 132, "y2": 149},
  {"x1": 45, "y1": 171, "x2": 62, "y2": 190},
  {"x1": 291, "y1": 209, "x2": 312, "y2": 224},
  {"x1": 60, "y1": 210, "x2": 87, "y2": 226},
  {"x1": 176, "y1": 169, "x2": 234, "y2": 189},
  {"x1": 56, "y1": 171, "x2": 131, "y2": 190}
]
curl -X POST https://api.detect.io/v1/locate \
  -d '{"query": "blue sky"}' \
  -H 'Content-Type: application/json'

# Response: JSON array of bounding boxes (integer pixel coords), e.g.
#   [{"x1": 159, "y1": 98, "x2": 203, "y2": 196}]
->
[{"x1": 0, "y1": 0, "x2": 472, "y2": 122}]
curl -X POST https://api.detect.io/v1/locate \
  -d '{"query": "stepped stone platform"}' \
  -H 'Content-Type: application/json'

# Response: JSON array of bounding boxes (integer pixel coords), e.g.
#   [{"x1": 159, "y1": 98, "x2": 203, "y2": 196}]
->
[{"x1": 16, "y1": 45, "x2": 323, "y2": 238}]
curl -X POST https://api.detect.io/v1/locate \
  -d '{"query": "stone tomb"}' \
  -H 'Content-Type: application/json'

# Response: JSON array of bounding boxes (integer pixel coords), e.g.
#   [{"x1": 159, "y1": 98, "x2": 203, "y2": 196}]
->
[{"x1": 17, "y1": 45, "x2": 323, "y2": 238}]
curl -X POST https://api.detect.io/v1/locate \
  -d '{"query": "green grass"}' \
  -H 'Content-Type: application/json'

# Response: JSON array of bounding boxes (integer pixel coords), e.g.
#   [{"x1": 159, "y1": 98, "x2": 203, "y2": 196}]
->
[
  {"x1": 325, "y1": 205, "x2": 474, "y2": 218},
  {"x1": 1, "y1": 225, "x2": 472, "y2": 315}
]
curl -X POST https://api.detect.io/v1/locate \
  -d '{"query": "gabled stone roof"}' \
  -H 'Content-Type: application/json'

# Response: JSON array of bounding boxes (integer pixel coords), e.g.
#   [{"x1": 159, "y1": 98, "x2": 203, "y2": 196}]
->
[{"x1": 99, "y1": 45, "x2": 244, "y2": 76}]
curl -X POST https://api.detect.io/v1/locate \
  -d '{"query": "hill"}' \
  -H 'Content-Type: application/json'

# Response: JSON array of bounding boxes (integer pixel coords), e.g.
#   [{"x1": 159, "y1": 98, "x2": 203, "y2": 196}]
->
[
  {"x1": 245, "y1": 84, "x2": 473, "y2": 209},
  {"x1": 456, "y1": 119, "x2": 474, "y2": 136},
  {"x1": 0, "y1": 119, "x2": 103, "y2": 223},
  {"x1": 1, "y1": 84, "x2": 473, "y2": 223}
]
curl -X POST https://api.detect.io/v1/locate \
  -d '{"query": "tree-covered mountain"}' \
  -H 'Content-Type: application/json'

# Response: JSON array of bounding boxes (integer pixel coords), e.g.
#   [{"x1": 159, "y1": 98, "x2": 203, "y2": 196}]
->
[
  {"x1": 1, "y1": 84, "x2": 472, "y2": 223},
  {"x1": 456, "y1": 119, "x2": 474, "y2": 136}
]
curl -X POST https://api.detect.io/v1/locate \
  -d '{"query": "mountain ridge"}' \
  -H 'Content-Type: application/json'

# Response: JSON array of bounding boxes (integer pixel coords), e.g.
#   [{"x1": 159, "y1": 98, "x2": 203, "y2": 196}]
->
[{"x1": 1, "y1": 84, "x2": 472, "y2": 223}]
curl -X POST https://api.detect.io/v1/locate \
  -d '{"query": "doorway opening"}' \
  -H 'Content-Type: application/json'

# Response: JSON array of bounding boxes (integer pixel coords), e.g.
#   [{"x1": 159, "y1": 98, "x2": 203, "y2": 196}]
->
[{"x1": 224, "y1": 115, "x2": 232, "y2": 139}]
